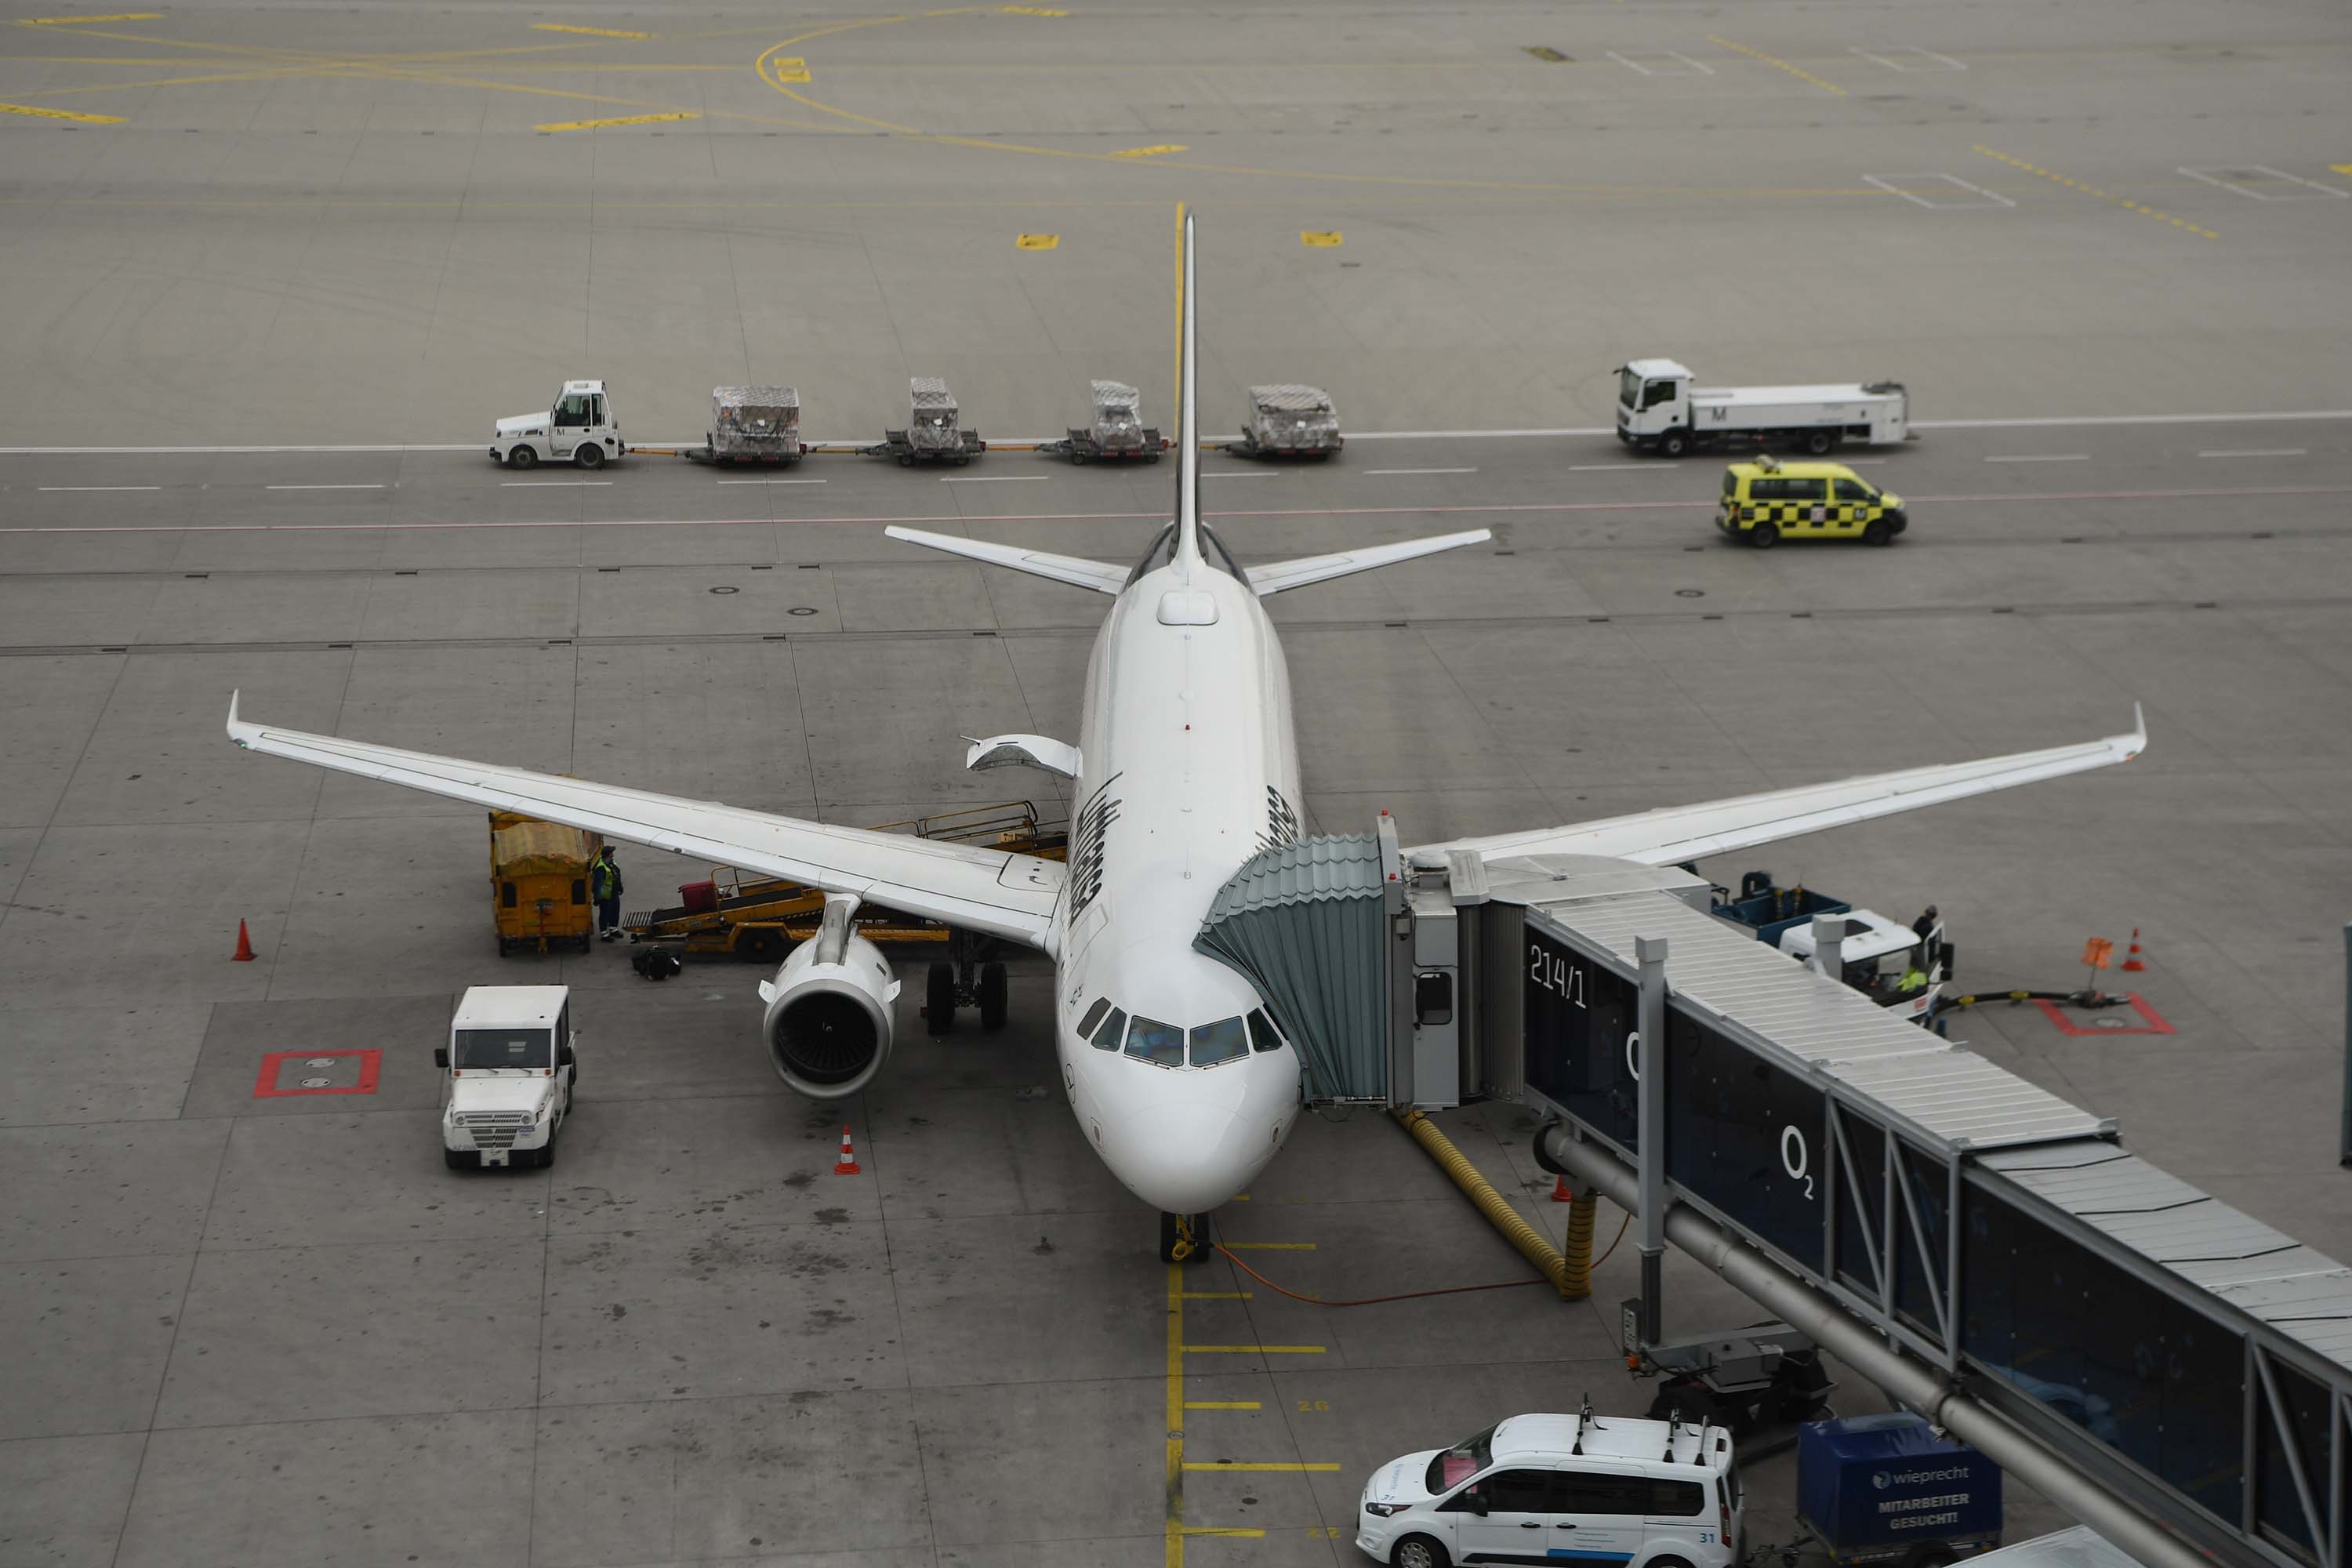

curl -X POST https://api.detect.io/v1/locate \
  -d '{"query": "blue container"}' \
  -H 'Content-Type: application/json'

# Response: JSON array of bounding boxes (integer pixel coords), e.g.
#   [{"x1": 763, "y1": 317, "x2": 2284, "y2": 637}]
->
[{"x1": 1798, "y1": 1414, "x2": 2002, "y2": 1564}]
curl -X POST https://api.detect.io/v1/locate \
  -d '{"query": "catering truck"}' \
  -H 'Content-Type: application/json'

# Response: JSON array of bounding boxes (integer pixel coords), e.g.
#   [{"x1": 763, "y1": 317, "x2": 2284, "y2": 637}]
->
[
  {"x1": 434, "y1": 985, "x2": 577, "y2": 1170},
  {"x1": 1617, "y1": 358, "x2": 1908, "y2": 457}
]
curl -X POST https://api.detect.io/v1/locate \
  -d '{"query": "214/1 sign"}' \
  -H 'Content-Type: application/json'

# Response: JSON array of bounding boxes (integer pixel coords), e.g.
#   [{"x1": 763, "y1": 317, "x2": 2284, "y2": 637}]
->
[{"x1": 1530, "y1": 942, "x2": 1586, "y2": 1006}]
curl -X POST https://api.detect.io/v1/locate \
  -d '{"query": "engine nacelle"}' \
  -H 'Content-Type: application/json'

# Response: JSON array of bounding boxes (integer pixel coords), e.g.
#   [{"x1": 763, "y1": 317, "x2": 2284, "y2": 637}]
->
[{"x1": 758, "y1": 902, "x2": 899, "y2": 1100}]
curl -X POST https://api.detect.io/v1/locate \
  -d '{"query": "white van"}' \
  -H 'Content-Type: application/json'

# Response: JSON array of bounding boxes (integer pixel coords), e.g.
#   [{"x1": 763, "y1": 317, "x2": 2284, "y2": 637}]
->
[{"x1": 1357, "y1": 1410, "x2": 1743, "y2": 1568}]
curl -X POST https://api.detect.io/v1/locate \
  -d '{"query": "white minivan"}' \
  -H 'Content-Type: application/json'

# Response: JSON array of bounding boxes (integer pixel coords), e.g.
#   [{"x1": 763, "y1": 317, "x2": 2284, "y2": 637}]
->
[{"x1": 1357, "y1": 1410, "x2": 1743, "y2": 1568}]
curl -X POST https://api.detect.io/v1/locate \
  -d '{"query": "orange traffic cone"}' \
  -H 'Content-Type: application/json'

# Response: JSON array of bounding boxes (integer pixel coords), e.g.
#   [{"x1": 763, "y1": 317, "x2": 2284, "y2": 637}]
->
[
  {"x1": 231, "y1": 920, "x2": 256, "y2": 963},
  {"x1": 833, "y1": 1124, "x2": 861, "y2": 1176},
  {"x1": 1549, "y1": 1174, "x2": 1574, "y2": 1203},
  {"x1": 2121, "y1": 929, "x2": 2146, "y2": 973}
]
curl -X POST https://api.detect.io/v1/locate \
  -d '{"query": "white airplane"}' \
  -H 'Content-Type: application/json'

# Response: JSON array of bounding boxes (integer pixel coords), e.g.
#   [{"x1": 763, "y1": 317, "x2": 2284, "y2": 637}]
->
[{"x1": 227, "y1": 216, "x2": 2145, "y2": 1261}]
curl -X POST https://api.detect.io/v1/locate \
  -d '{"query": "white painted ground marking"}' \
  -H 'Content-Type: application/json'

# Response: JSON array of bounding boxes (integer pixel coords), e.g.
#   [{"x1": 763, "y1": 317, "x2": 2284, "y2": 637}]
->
[
  {"x1": 1201, "y1": 470, "x2": 1282, "y2": 478},
  {"x1": 1364, "y1": 467, "x2": 1476, "y2": 476},
  {"x1": 717, "y1": 477, "x2": 828, "y2": 484},
  {"x1": 40, "y1": 485, "x2": 160, "y2": 492},
  {"x1": 2180, "y1": 166, "x2": 2346, "y2": 201},
  {"x1": 1569, "y1": 463, "x2": 1668, "y2": 472},
  {"x1": 1608, "y1": 49, "x2": 1714, "y2": 76},
  {"x1": 266, "y1": 483, "x2": 387, "y2": 491},
  {"x1": 1984, "y1": 454, "x2": 2089, "y2": 463},
  {"x1": 1850, "y1": 45, "x2": 1966, "y2": 72},
  {"x1": 939, "y1": 474, "x2": 1047, "y2": 482},
  {"x1": 1844, "y1": 458, "x2": 1889, "y2": 465},
  {"x1": 1864, "y1": 173, "x2": 2014, "y2": 209},
  {"x1": 502, "y1": 480, "x2": 613, "y2": 487},
  {"x1": 2197, "y1": 448, "x2": 2306, "y2": 459}
]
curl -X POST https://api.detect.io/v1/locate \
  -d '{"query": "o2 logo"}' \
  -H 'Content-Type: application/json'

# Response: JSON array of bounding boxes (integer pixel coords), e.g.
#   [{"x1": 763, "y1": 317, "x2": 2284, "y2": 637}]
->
[{"x1": 1781, "y1": 1123, "x2": 1814, "y2": 1200}]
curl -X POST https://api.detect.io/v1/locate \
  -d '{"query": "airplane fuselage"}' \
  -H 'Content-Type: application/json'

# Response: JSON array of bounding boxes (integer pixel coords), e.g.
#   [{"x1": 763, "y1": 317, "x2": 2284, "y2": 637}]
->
[{"x1": 1051, "y1": 547, "x2": 1306, "y2": 1216}]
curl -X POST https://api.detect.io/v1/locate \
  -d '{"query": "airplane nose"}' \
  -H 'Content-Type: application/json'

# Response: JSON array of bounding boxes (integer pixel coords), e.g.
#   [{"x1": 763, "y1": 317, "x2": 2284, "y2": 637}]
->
[{"x1": 1113, "y1": 1102, "x2": 1258, "y2": 1215}]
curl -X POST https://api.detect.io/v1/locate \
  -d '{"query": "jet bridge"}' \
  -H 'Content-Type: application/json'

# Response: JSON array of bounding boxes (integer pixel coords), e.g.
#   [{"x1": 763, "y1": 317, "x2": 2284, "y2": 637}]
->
[{"x1": 1195, "y1": 835, "x2": 2352, "y2": 1568}]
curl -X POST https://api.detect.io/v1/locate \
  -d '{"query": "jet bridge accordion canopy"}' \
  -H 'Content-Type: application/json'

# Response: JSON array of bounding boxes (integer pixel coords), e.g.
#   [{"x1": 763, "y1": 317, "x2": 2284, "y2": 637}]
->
[{"x1": 1194, "y1": 833, "x2": 1388, "y2": 1102}]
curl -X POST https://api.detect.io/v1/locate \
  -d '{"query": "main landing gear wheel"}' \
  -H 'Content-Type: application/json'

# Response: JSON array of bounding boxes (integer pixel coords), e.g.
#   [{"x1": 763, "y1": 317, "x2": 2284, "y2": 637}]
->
[
  {"x1": 506, "y1": 445, "x2": 539, "y2": 470},
  {"x1": 976, "y1": 961, "x2": 1008, "y2": 1032},
  {"x1": 925, "y1": 960, "x2": 956, "y2": 1036},
  {"x1": 575, "y1": 441, "x2": 606, "y2": 470},
  {"x1": 1160, "y1": 1211, "x2": 1211, "y2": 1264}
]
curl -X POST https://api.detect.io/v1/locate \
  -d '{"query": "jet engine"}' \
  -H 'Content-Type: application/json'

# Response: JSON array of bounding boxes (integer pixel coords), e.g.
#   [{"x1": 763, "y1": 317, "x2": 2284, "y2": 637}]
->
[{"x1": 757, "y1": 898, "x2": 900, "y2": 1100}]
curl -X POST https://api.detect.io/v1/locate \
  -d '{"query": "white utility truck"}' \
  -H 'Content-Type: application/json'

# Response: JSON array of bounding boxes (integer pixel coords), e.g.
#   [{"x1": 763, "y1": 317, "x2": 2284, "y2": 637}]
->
[
  {"x1": 491, "y1": 380, "x2": 625, "y2": 470},
  {"x1": 1617, "y1": 358, "x2": 1907, "y2": 457},
  {"x1": 434, "y1": 985, "x2": 577, "y2": 1169}
]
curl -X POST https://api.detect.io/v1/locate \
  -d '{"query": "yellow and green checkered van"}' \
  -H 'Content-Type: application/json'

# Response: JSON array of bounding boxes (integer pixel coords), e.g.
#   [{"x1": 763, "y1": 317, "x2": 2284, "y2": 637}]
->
[{"x1": 1718, "y1": 459, "x2": 1907, "y2": 548}]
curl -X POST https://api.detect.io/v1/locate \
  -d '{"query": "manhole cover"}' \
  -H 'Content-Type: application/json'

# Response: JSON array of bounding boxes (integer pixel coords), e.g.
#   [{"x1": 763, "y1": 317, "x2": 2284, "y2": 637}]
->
[
  {"x1": 2092, "y1": 1015, "x2": 2126, "y2": 1029},
  {"x1": 788, "y1": 605, "x2": 818, "y2": 616},
  {"x1": 305, "y1": 1057, "x2": 339, "y2": 1068},
  {"x1": 708, "y1": 585, "x2": 740, "y2": 595},
  {"x1": 299, "y1": 1076, "x2": 334, "y2": 1088}
]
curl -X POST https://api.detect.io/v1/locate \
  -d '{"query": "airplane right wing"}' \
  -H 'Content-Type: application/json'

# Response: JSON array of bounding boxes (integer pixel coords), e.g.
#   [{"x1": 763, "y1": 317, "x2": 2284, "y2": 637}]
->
[
  {"x1": 1411, "y1": 706, "x2": 2147, "y2": 869},
  {"x1": 1244, "y1": 528, "x2": 1493, "y2": 596},
  {"x1": 227, "y1": 694, "x2": 1063, "y2": 950},
  {"x1": 884, "y1": 525, "x2": 1130, "y2": 595}
]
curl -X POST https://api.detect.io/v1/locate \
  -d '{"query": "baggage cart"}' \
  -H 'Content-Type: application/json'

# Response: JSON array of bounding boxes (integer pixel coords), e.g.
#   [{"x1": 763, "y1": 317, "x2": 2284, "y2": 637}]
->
[
  {"x1": 1040, "y1": 379, "x2": 1163, "y2": 463},
  {"x1": 1798, "y1": 1414, "x2": 2002, "y2": 1568},
  {"x1": 489, "y1": 811, "x2": 601, "y2": 956},
  {"x1": 1225, "y1": 383, "x2": 1342, "y2": 458},
  {"x1": 691, "y1": 385, "x2": 803, "y2": 465},
  {"x1": 860, "y1": 376, "x2": 985, "y2": 466}
]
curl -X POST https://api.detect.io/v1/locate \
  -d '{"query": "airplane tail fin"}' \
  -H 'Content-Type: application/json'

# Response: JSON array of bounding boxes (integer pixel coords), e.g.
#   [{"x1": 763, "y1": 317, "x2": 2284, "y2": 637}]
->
[{"x1": 1174, "y1": 207, "x2": 1204, "y2": 578}]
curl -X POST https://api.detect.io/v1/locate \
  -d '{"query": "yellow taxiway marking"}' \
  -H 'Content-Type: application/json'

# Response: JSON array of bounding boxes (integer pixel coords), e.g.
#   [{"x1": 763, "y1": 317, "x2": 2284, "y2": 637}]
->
[
  {"x1": 19, "y1": 12, "x2": 163, "y2": 23},
  {"x1": 1184, "y1": 1344, "x2": 1327, "y2": 1354},
  {"x1": 1166, "y1": 1260, "x2": 1185, "y2": 1568},
  {"x1": 1000, "y1": 4, "x2": 1069, "y2": 13},
  {"x1": 1184, "y1": 1461, "x2": 1345, "y2": 1472},
  {"x1": 1709, "y1": 35, "x2": 1847, "y2": 95},
  {"x1": 0, "y1": 99, "x2": 123, "y2": 120},
  {"x1": 2333, "y1": 164, "x2": 2352, "y2": 176},
  {"x1": 532, "y1": 23, "x2": 652, "y2": 39},
  {"x1": 1178, "y1": 1526, "x2": 1267, "y2": 1537},
  {"x1": 763, "y1": 54, "x2": 809, "y2": 82},
  {"x1": 1016, "y1": 232, "x2": 1058, "y2": 249},
  {"x1": 1113, "y1": 143, "x2": 1189, "y2": 158},
  {"x1": 1975, "y1": 145, "x2": 2219, "y2": 237},
  {"x1": 1301, "y1": 229, "x2": 1342, "y2": 245},
  {"x1": 1185, "y1": 1399, "x2": 1261, "y2": 1410},
  {"x1": 1222, "y1": 1240, "x2": 1316, "y2": 1250},
  {"x1": 538, "y1": 110, "x2": 697, "y2": 131}
]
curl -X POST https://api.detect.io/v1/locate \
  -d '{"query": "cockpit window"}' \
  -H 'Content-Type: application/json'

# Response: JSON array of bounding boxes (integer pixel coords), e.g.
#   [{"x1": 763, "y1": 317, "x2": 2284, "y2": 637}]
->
[
  {"x1": 1077, "y1": 997, "x2": 1112, "y2": 1036},
  {"x1": 1246, "y1": 1009, "x2": 1285, "y2": 1054},
  {"x1": 1189, "y1": 1016, "x2": 1249, "y2": 1066},
  {"x1": 1089, "y1": 1006, "x2": 1127, "y2": 1052},
  {"x1": 1124, "y1": 1014, "x2": 1184, "y2": 1069}
]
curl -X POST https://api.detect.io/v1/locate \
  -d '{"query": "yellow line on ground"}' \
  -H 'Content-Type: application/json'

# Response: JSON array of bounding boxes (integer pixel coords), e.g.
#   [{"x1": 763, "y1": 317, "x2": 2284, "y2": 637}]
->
[
  {"x1": 18, "y1": 13, "x2": 162, "y2": 23},
  {"x1": 1708, "y1": 34, "x2": 1846, "y2": 94},
  {"x1": 1178, "y1": 1526, "x2": 1268, "y2": 1537},
  {"x1": 0, "y1": 98, "x2": 122, "y2": 120},
  {"x1": 1113, "y1": 143, "x2": 1189, "y2": 158},
  {"x1": 1185, "y1": 1399, "x2": 1261, "y2": 1409},
  {"x1": 539, "y1": 110, "x2": 697, "y2": 131},
  {"x1": 1183, "y1": 1344, "x2": 1327, "y2": 1354},
  {"x1": 1184, "y1": 1461, "x2": 1345, "y2": 1472},
  {"x1": 1166, "y1": 1260, "x2": 1185, "y2": 1568},
  {"x1": 1222, "y1": 1241, "x2": 1316, "y2": 1250},
  {"x1": 1973, "y1": 145, "x2": 2219, "y2": 238},
  {"x1": 532, "y1": 23, "x2": 652, "y2": 39}
]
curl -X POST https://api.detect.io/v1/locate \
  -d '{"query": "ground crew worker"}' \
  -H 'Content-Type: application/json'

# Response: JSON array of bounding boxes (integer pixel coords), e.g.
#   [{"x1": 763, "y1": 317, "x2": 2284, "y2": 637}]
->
[
  {"x1": 591, "y1": 845, "x2": 624, "y2": 941},
  {"x1": 1912, "y1": 904, "x2": 1940, "y2": 941}
]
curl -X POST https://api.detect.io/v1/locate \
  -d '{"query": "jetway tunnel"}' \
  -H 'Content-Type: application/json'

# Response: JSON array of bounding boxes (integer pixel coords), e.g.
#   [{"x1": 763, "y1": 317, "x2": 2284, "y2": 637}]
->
[{"x1": 1194, "y1": 827, "x2": 2352, "y2": 1568}]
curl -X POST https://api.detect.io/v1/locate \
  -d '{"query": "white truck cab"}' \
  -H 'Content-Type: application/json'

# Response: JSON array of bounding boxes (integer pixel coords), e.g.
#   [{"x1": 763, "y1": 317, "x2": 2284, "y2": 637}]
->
[
  {"x1": 492, "y1": 380, "x2": 623, "y2": 470},
  {"x1": 435, "y1": 985, "x2": 576, "y2": 1170},
  {"x1": 1359, "y1": 1410, "x2": 1743, "y2": 1568}
]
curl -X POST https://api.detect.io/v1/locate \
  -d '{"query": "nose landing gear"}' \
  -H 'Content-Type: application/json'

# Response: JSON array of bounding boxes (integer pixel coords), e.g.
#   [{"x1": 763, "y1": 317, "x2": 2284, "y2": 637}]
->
[{"x1": 1160, "y1": 1210, "x2": 1213, "y2": 1264}]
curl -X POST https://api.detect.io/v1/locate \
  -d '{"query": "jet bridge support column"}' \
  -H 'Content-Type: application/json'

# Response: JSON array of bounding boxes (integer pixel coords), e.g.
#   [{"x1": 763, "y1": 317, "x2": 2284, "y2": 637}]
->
[{"x1": 1635, "y1": 934, "x2": 1668, "y2": 1352}]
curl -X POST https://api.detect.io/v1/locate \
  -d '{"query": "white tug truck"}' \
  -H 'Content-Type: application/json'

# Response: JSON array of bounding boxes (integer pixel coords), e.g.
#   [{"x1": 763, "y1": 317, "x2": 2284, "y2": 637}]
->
[
  {"x1": 1617, "y1": 358, "x2": 1908, "y2": 457},
  {"x1": 491, "y1": 380, "x2": 625, "y2": 470},
  {"x1": 434, "y1": 985, "x2": 577, "y2": 1169}
]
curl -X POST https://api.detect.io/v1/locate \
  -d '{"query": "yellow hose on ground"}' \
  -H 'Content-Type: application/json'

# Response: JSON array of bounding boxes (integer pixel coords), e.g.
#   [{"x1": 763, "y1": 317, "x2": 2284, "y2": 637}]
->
[{"x1": 1393, "y1": 1109, "x2": 1588, "y2": 1300}]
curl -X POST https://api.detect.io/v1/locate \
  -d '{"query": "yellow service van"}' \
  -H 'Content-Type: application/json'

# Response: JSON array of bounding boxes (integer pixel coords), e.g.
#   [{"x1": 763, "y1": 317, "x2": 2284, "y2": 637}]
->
[{"x1": 1718, "y1": 458, "x2": 1907, "y2": 548}]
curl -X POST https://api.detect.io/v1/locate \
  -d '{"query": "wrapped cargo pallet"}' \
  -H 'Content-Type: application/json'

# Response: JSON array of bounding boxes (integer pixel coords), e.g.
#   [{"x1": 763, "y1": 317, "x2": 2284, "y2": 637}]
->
[
  {"x1": 908, "y1": 376, "x2": 963, "y2": 454},
  {"x1": 1090, "y1": 380, "x2": 1149, "y2": 454},
  {"x1": 709, "y1": 386, "x2": 801, "y2": 462},
  {"x1": 1244, "y1": 384, "x2": 1342, "y2": 454}
]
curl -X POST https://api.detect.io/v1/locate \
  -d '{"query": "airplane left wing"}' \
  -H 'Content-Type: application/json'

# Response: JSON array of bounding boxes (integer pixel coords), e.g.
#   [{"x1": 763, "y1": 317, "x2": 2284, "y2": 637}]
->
[
  {"x1": 1245, "y1": 528, "x2": 1493, "y2": 596},
  {"x1": 884, "y1": 526, "x2": 1129, "y2": 594},
  {"x1": 1410, "y1": 705, "x2": 2146, "y2": 870},
  {"x1": 226, "y1": 694, "x2": 1064, "y2": 950}
]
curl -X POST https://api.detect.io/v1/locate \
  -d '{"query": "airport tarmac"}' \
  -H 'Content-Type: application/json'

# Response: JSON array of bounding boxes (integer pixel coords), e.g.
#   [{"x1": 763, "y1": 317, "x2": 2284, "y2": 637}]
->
[{"x1": 4, "y1": 0, "x2": 2351, "y2": 1565}]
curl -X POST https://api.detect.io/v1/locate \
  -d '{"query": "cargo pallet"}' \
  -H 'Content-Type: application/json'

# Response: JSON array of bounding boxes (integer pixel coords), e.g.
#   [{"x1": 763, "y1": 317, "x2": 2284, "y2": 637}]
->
[
  {"x1": 1037, "y1": 428, "x2": 1165, "y2": 464},
  {"x1": 857, "y1": 429, "x2": 988, "y2": 466}
]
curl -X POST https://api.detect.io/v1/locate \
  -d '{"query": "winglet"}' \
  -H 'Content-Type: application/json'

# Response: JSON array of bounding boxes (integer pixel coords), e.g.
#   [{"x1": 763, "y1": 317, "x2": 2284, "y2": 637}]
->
[
  {"x1": 226, "y1": 689, "x2": 248, "y2": 749},
  {"x1": 2122, "y1": 700, "x2": 2147, "y2": 762}
]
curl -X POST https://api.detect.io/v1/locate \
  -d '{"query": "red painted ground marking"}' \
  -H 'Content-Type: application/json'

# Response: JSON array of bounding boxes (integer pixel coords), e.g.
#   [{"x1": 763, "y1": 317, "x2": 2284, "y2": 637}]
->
[
  {"x1": 253, "y1": 1047, "x2": 383, "y2": 1098},
  {"x1": 2034, "y1": 993, "x2": 2176, "y2": 1036}
]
